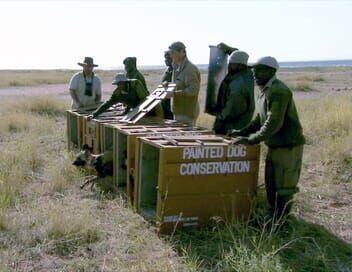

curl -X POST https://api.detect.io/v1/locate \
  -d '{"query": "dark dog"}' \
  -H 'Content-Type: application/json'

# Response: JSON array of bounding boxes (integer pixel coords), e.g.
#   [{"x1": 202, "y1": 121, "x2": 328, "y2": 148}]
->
[{"x1": 73, "y1": 144, "x2": 114, "y2": 191}]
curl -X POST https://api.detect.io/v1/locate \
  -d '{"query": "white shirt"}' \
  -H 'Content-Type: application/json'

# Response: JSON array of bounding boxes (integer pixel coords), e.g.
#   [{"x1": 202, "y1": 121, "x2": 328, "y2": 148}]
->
[{"x1": 69, "y1": 71, "x2": 102, "y2": 109}]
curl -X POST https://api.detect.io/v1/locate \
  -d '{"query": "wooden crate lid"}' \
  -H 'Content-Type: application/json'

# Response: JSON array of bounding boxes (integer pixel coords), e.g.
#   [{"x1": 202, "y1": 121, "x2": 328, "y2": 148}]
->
[
  {"x1": 138, "y1": 135, "x2": 232, "y2": 148},
  {"x1": 120, "y1": 84, "x2": 176, "y2": 124},
  {"x1": 104, "y1": 118, "x2": 189, "y2": 130},
  {"x1": 118, "y1": 126, "x2": 209, "y2": 136}
]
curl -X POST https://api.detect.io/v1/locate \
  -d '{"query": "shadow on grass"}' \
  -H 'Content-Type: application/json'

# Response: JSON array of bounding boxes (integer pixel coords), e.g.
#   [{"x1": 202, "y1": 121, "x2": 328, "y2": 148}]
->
[{"x1": 170, "y1": 190, "x2": 352, "y2": 272}]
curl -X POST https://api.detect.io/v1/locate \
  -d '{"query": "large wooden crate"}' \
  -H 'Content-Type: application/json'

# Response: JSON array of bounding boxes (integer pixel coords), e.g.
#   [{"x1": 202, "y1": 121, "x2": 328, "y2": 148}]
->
[
  {"x1": 134, "y1": 135, "x2": 260, "y2": 233},
  {"x1": 112, "y1": 124, "x2": 211, "y2": 201},
  {"x1": 99, "y1": 117, "x2": 172, "y2": 153},
  {"x1": 66, "y1": 103, "x2": 121, "y2": 152},
  {"x1": 67, "y1": 110, "x2": 92, "y2": 151},
  {"x1": 82, "y1": 115, "x2": 125, "y2": 154},
  {"x1": 107, "y1": 119, "x2": 190, "y2": 188}
]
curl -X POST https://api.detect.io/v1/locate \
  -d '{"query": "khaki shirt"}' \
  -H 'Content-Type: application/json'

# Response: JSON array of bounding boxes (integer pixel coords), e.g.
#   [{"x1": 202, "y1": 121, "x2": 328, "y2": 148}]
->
[
  {"x1": 172, "y1": 57, "x2": 200, "y2": 119},
  {"x1": 69, "y1": 72, "x2": 102, "y2": 109}
]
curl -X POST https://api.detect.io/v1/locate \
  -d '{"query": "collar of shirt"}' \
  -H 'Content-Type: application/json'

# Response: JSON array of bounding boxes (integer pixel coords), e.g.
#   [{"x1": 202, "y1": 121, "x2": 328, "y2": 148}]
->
[
  {"x1": 175, "y1": 57, "x2": 188, "y2": 73},
  {"x1": 259, "y1": 75, "x2": 276, "y2": 91}
]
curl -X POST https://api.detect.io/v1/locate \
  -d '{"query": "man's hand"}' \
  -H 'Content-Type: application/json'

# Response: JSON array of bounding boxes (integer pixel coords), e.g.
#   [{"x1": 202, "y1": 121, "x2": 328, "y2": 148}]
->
[
  {"x1": 162, "y1": 81, "x2": 169, "y2": 88},
  {"x1": 217, "y1": 43, "x2": 238, "y2": 55},
  {"x1": 231, "y1": 137, "x2": 249, "y2": 145},
  {"x1": 86, "y1": 114, "x2": 94, "y2": 121}
]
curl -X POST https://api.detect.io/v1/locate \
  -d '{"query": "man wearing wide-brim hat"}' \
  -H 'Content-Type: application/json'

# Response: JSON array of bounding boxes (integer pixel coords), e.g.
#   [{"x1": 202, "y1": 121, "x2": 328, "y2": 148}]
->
[
  {"x1": 229, "y1": 56, "x2": 306, "y2": 217},
  {"x1": 210, "y1": 43, "x2": 255, "y2": 135},
  {"x1": 69, "y1": 57, "x2": 102, "y2": 109}
]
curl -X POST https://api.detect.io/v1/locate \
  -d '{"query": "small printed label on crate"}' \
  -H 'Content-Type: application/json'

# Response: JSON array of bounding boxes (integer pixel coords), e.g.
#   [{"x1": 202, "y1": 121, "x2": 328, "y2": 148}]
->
[{"x1": 164, "y1": 215, "x2": 199, "y2": 223}]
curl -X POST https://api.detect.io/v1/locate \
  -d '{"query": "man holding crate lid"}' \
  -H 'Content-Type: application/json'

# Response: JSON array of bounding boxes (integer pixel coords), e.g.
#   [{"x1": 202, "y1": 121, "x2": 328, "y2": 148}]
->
[{"x1": 211, "y1": 43, "x2": 255, "y2": 135}]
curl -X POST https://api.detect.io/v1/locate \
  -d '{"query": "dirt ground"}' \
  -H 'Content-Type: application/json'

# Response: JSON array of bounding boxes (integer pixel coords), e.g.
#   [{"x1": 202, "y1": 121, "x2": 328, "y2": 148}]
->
[{"x1": 0, "y1": 67, "x2": 351, "y2": 271}]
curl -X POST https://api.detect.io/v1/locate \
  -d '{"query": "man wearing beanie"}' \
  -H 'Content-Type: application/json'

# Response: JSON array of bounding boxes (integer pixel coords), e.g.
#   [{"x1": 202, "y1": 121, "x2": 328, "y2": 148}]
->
[
  {"x1": 229, "y1": 56, "x2": 305, "y2": 217},
  {"x1": 212, "y1": 44, "x2": 255, "y2": 135},
  {"x1": 123, "y1": 57, "x2": 148, "y2": 91}
]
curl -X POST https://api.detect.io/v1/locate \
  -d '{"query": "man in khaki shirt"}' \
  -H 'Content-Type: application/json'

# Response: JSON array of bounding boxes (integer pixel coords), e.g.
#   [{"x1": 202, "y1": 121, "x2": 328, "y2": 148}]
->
[
  {"x1": 69, "y1": 57, "x2": 102, "y2": 109},
  {"x1": 166, "y1": 41, "x2": 200, "y2": 126}
]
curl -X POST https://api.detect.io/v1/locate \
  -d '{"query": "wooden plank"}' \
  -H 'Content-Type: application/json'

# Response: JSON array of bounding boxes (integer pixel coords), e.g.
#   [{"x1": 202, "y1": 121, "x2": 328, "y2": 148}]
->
[{"x1": 121, "y1": 84, "x2": 176, "y2": 124}]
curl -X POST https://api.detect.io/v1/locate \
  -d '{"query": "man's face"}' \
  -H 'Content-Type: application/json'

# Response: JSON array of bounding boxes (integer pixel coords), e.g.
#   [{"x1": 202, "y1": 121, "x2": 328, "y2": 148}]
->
[
  {"x1": 83, "y1": 65, "x2": 94, "y2": 75},
  {"x1": 164, "y1": 53, "x2": 172, "y2": 67},
  {"x1": 253, "y1": 65, "x2": 275, "y2": 86},
  {"x1": 124, "y1": 61, "x2": 134, "y2": 73},
  {"x1": 228, "y1": 63, "x2": 245, "y2": 74},
  {"x1": 170, "y1": 49, "x2": 186, "y2": 64}
]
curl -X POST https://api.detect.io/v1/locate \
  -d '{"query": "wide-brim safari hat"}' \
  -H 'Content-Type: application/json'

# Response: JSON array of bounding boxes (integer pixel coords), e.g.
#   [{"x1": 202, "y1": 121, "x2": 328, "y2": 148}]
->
[{"x1": 78, "y1": 57, "x2": 98, "y2": 67}]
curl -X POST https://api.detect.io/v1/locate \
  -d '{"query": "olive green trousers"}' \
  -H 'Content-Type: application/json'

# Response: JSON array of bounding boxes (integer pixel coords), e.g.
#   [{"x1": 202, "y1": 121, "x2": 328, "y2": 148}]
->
[{"x1": 265, "y1": 145, "x2": 304, "y2": 213}]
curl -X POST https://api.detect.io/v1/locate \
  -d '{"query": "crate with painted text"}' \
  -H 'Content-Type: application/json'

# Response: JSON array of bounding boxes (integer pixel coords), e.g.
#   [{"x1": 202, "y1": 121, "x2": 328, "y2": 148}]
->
[{"x1": 134, "y1": 135, "x2": 260, "y2": 233}]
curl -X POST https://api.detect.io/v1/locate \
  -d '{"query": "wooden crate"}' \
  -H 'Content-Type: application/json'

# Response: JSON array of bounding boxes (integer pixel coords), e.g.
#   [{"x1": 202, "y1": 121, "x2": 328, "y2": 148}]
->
[
  {"x1": 66, "y1": 110, "x2": 91, "y2": 151},
  {"x1": 66, "y1": 103, "x2": 121, "y2": 152},
  {"x1": 82, "y1": 115, "x2": 125, "y2": 154},
  {"x1": 97, "y1": 117, "x2": 179, "y2": 153},
  {"x1": 108, "y1": 119, "x2": 190, "y2": 188},
  {"x1": 112, "y1": 124, "x2": 211, "y2": 202},
  {"x1": 134, "y1": 135, "x2": 260, "y2": 233}
]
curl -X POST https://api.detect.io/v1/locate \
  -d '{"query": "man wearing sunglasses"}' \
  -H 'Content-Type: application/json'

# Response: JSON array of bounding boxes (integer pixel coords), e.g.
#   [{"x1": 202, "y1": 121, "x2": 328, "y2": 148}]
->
[{"x1": 69, "y1": 57, "x2": 102, "y2": 109}]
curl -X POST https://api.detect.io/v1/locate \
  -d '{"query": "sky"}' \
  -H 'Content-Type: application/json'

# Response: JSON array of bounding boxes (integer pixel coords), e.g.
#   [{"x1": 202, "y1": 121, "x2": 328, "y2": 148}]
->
[{"x1": 0, "y1": 0, "x2": 351, "y2": 69}]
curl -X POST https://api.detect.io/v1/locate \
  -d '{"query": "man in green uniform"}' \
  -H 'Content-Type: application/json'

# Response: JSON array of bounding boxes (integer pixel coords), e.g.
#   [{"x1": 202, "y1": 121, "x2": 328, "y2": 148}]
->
[
  {"x1": 89, "y1": 74, "x2": 163, "y2": 119},
  {"x1": 211, "y1": 47, "x2": 255, "y2": 134},
  {"x1": 229, "y1": 56, "x2": 305, "y2": 216},
  {"x1": 123, "y1": 57, "x2": 148, "y2": 91},
  {"x1": 167, "y1": 41, "x2": 201, "y2": 126},
  {"x1": 161, "y1": 50, "x2": 174, "y2": 120}
]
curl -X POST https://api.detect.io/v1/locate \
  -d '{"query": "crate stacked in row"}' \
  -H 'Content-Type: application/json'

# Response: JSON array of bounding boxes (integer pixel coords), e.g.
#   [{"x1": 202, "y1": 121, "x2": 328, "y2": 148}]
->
[
  {"x1": 134, "y1": 135, "x2": 260, "y2": 233},
  {"x1": 66, "y1": 103, "x2": 125, "y2": 152},
  {"x1": 108, "y1": 123, "x2": 211, "y2": 201},
  {"x1": 67, "y1": 108, "x2": 260, "y2": 234}
]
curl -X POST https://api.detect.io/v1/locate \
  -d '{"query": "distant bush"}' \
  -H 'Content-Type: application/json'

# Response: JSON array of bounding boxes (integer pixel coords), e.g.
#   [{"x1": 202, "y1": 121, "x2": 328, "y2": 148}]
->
[
  {"x1": 290, "y1": 81, "x2": 314, "y2": 92},
  {"x1": 313, "y1": 76, "x2": 325, "y2": 82}
]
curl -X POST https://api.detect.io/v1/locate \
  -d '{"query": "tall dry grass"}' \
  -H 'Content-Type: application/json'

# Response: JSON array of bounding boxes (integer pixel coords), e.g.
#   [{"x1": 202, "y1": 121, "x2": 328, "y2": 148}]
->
[{"x1": 297, "y1": 93, "x2": 352, "y2": 183}]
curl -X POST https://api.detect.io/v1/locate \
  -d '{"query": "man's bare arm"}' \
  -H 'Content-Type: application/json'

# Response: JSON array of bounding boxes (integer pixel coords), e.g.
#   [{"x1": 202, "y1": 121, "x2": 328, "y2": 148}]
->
[{"x1": 69, "y1": 89, "x2": 81, "y2": 106}]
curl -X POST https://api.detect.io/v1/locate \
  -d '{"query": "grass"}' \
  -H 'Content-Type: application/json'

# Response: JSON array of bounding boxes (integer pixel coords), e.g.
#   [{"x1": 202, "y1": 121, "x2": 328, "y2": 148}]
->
[
  {"x1": 289, "y1": 81, "x2": 314, "y2": 92},
  {"x1": 189, "y1": 92, "x2": 352, "y2": 271},
  {"x1": 298, "y1": 94, "x2": 352, "y2": 183},
  {"x1": 171, "y1": 191, "x2": 352, "y2": 272},
  {"x1": 0, "y1": 68, "x2": 351, "y2": 271},
  {"x1": 0, "y1": 70, "x2": 116, "y2": 87},
  {"x1": 0, "y1": 96, "x2": 185, "y2": 271}
]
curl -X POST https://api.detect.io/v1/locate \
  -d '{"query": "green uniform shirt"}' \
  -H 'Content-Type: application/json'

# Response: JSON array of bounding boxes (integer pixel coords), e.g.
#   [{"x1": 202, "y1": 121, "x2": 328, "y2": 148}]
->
[
  {"x1": 126, "y1": 69, "x2": 148, "y2": 91},
  {"x1": 92, "y1": 79, "x2": 149, "y2": 118},
  {"x1": 241, "y1": 76, "x2": 306, "y2": 148},
  {"x1": 161, "y1": 66, "x2": 173, "y2": 83},
  {"x1": 161, "y1": 66, "x2": 174, "y2": 119},
  {"x1": 213, "y1": 68, "x2": 255, "y2": 134},
  {"x1": 172, "y1": 57, "x2": 201, "y2": 120}
]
